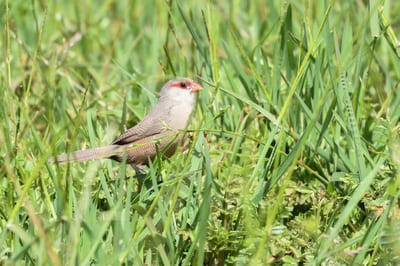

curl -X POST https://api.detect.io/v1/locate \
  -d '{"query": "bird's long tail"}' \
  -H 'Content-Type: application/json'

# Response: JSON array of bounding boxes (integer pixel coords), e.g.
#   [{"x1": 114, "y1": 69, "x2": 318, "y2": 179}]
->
[{"x1": 49, "y1": 145, "x2": 119, "y2": 164}]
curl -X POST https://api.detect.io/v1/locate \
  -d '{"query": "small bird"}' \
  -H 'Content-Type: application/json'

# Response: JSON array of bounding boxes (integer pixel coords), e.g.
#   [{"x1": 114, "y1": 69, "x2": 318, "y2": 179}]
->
[{"x1": 49, "y1": 77, "x2": 203, "y2": 167}]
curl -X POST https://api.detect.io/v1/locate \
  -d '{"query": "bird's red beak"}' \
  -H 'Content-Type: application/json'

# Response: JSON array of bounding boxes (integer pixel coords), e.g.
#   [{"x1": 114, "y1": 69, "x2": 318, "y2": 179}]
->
[{"x1": 190, "y1": 81, "x2": 203, "y2": 93}]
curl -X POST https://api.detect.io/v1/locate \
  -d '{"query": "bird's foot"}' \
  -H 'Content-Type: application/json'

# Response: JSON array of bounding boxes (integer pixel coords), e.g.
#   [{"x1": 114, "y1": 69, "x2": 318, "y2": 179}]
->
[{"x1": 130, "y1": 164, "x2": 148, "y2": 177}]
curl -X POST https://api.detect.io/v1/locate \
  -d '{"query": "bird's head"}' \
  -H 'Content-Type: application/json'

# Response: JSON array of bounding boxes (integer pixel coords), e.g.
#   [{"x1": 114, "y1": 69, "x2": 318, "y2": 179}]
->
[{"x1": 159, "y1": 77, "x2": 203, "y2": 103}]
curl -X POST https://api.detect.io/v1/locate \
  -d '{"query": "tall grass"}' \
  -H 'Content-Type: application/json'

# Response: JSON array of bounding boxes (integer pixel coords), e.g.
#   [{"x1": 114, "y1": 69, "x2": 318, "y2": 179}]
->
[{"x1": 1, "y1": 0, "x2": 400, "y2": 264}]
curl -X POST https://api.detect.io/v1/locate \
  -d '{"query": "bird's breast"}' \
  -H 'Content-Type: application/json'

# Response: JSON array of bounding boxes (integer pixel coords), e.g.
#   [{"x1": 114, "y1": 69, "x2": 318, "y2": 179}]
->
[{"x1": 167, "y1": 102, "x2": 194, "y2": 130}]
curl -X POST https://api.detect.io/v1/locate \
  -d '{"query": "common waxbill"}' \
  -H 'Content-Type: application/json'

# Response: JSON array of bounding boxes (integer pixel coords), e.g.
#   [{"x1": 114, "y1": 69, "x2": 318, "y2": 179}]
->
[{"x1": 49, "y1": 77, "x2": 203, "y2": 166}]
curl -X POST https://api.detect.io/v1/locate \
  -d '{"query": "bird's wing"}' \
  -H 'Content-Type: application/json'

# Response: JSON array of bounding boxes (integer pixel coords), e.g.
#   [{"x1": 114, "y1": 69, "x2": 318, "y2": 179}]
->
[
  {"x1": 112, "y1": 98, "x2": 179, "y2": 145},
  {"x1": 112, "y1": 114, "x2": 168, "y2": 145}
]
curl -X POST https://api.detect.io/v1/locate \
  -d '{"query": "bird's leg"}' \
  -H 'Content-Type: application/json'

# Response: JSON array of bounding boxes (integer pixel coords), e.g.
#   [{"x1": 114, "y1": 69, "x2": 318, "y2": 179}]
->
[
  {"x1": 129, "y1": 164, "x2": 150, "y2": 195},
  {"x1": 130, "y1": 164, "x2": 148, "y2": 176}
]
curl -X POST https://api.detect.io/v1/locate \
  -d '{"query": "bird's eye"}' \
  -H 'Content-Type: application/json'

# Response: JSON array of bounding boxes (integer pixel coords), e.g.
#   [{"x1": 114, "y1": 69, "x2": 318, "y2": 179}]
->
[{"x1": 180, "y1": 82, "x2": 187, "y2": 88}]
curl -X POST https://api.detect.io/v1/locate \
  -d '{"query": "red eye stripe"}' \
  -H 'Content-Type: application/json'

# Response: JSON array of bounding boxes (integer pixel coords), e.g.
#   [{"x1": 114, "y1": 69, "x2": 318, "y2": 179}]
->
[
  {"x1": 170, "y1": 81, "x2": 189, "y2": 89},
  {"x1": 170, "y1": 81, "x2": 203, "y2": 92}
]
